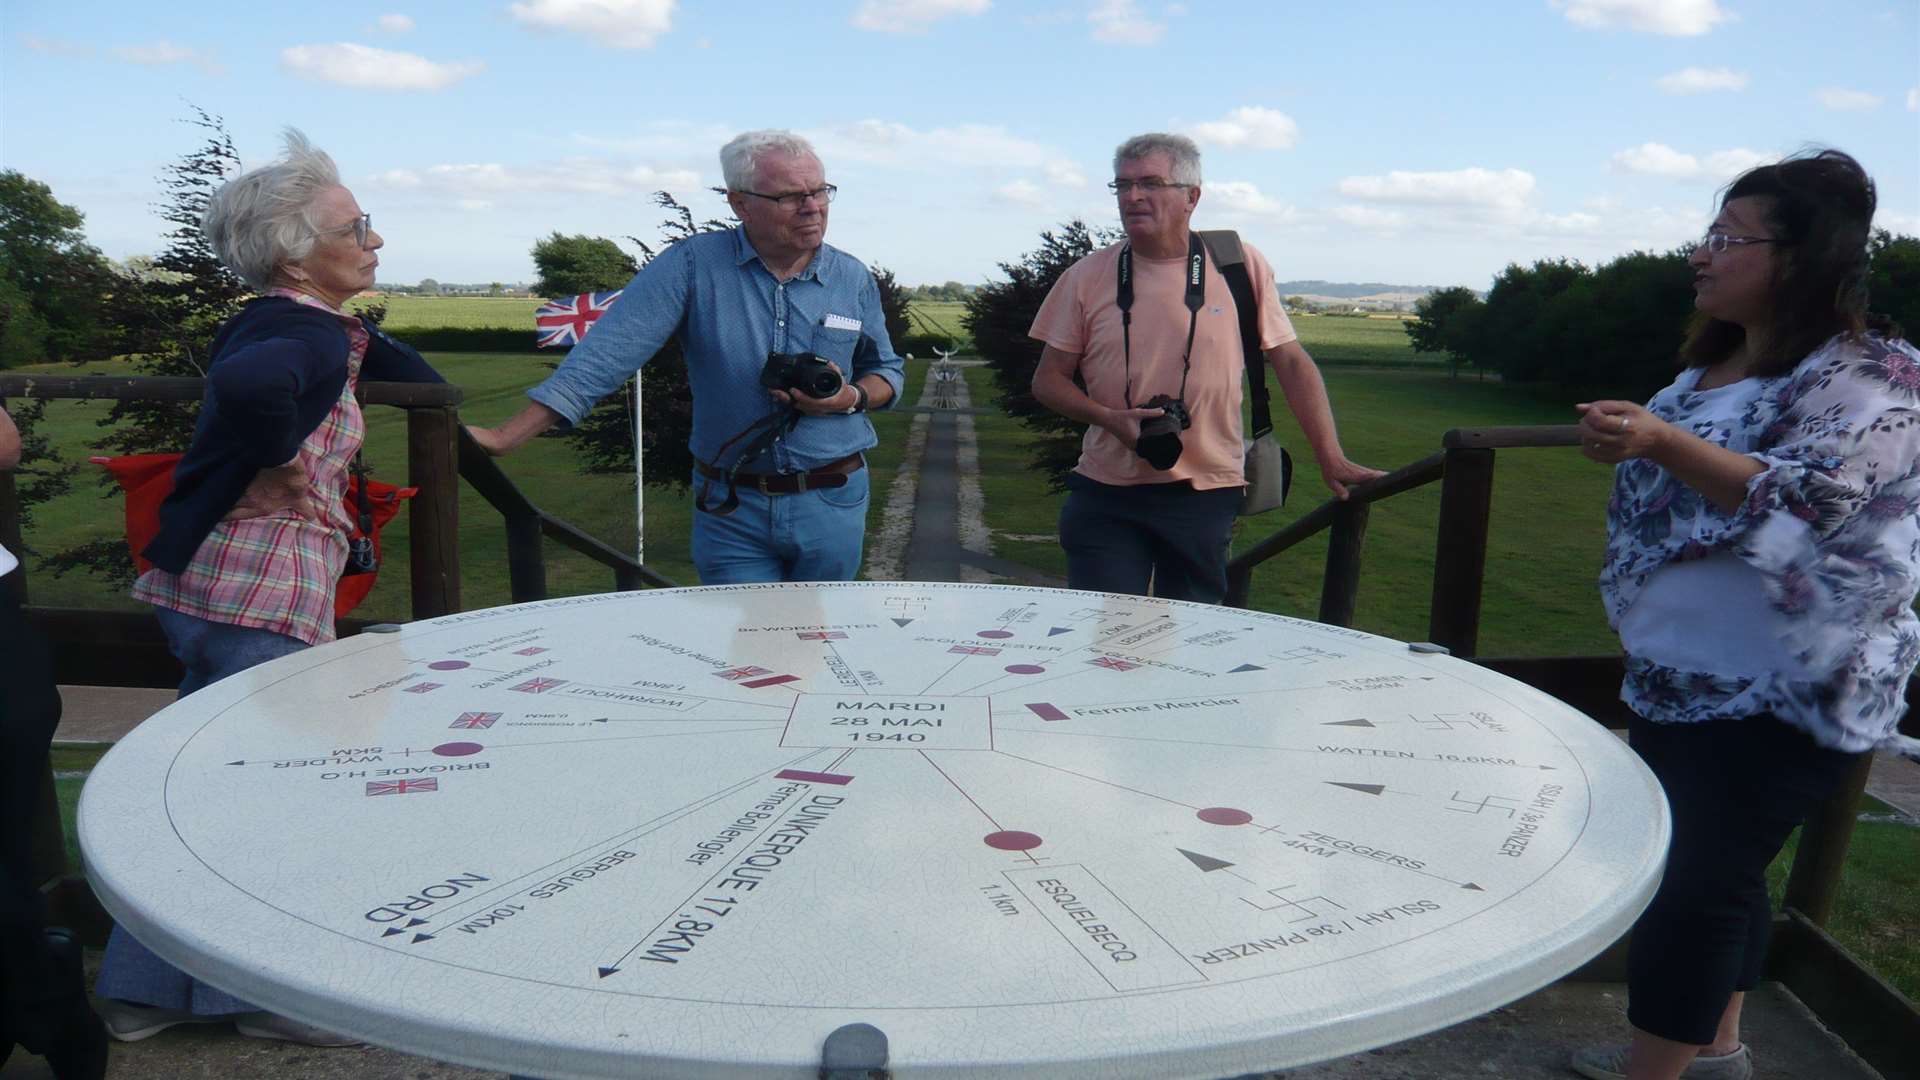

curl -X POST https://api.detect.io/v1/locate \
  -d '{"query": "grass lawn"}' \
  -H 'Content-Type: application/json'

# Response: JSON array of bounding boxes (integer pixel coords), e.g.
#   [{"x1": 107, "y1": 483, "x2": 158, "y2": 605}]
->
[{"x1": 351, "y1": 295, "x2": 540, "y2": 328}]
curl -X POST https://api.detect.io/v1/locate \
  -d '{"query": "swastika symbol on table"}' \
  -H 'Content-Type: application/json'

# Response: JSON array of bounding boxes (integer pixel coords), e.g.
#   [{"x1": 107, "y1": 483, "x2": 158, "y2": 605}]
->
[
  {"x1": 1244, "y1": 886, "x2": 1347, "y2": 921},
  {"x1": 1446, "y1": 792, "x2": 1522, "y2": 818}
]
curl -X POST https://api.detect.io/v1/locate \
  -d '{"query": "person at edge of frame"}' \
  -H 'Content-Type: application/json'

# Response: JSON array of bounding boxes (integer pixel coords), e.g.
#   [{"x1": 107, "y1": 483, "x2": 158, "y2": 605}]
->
[
  {"x1": 0, "y1": 403, "x2": 109, "y2": 1079},
  {"x1": 1568, "y1": 148, "x2": 1920, "y2": 1080},
  {"x1": 1027, "y1": 131, "x2": 1382, "y2": 604},
  {"x1": 467, "y1": 129, "x2": 904, "y2": 584}
]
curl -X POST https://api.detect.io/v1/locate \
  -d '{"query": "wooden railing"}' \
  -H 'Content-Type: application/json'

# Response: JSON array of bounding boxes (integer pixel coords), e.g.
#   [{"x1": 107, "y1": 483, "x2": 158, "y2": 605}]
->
[{"x1": 1225, "y1": 423, "x2": 1919, "y2": 1074}]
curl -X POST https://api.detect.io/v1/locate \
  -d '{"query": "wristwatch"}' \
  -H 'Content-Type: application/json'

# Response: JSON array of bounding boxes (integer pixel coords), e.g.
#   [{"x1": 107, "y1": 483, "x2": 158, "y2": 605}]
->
[{"x1": 845, "y1": 382, "x2": 869, "y2": 415}]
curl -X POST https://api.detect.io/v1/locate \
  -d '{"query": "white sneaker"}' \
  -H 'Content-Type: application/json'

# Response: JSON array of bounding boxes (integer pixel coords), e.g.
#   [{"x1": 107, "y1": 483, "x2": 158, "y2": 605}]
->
[
  {"x1": 94, "y1": 999, "x2": 222, "y2": 1042},
  {"x1": 1570, "y1": 1042, "x2": 1753, "y2": 1080},
  {"x1": 234, "y1": 1010, "x2": 362, "y2": 1047}
]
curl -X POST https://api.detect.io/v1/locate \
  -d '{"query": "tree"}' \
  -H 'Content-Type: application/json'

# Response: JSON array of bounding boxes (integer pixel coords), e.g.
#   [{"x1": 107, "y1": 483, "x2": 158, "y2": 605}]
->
[
  {"x1": 1869, "y1": 230, "x2": 1920, "y2": 338},
  {"x1": 967, "y1": 219, "x2": 1119, "y2": 490},
  {"x1": 417, "y1": 277, "x2": 441, "y2": 296},
  {"x1": 1404, "y1": 286, "x2": 1482, "y2": 375},
  {"x1": 0, "y1": 170, "x2": 120, "y2": 366},
  {"x1": 531, "y1": 233, "x2": 638, "y2": 297}
]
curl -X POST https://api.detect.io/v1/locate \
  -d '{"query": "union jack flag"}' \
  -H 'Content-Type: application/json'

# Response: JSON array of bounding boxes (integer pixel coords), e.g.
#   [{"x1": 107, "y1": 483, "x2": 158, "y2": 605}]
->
[
  {"x1": 715, "y1": 665, "x2": 773, "y2": 681},
  {"x1": 534, "y1": 291, "x2": 622, "y2": 348},
  {"x1": 513, "y1": 646, "x2": 549, "y2": 656},
  {"x1": 948, "y1": 645, "x2": 1001, "y2": 656},
  {"x1": 405, "y1": 682, "x2": 443, "y2": 694},
  {"x1": 367, "y1": 778, "x2": 439, "y2": 796},
  {"x1": 1088, "y1": 657, "x2": 1139, "y2": 671},
  {"x1": 450, "y1": 712, "x2": 501, "y2": 729},
  {"x1": 510, "y1": 677, "x2": 568, "y2": 694},
  {"x1": 797, "y1": 631, "x2": 847, "y2": 641}
]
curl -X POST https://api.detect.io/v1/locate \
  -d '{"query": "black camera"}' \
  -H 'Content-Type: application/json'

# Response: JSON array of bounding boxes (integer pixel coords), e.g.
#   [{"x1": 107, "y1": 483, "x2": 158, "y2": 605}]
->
[
  {"x1": 760, "y1": 352, "x2": 844, "y2": 400},
  {"x1": 341, "y1": 536, "x2": 378, "y2": 577},
  {"x1": 1135, "y1": 394, "x2": 1191, "y2": 470}
]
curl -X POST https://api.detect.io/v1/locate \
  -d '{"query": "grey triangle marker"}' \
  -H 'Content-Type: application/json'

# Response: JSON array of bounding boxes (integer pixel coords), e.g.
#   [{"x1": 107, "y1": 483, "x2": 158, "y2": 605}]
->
[{"x1": 1326, "y1": 782, "x2": 1385, "y2": 795}]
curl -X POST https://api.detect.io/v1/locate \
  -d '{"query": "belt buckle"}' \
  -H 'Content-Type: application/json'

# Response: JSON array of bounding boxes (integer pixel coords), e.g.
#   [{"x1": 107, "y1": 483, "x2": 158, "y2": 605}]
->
[
  {"x1": 794, "y1": 471, "x2": 810, "y2": 493},
  {"x1": 756, "y1": 474, "x2": 775, "y2": 494}
]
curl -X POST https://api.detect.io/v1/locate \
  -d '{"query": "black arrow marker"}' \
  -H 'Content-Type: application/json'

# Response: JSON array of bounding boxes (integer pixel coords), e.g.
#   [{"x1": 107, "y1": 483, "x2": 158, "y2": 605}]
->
[
  {"x1": 1177, "y1": 848, "x2": 1235, "y2": 873},
  {"x1": 1229, "y1": 663, "x2": 1265, "y2": 673},
  {"x1": 1047, "y1": 626, "x2": 1072, "y2": 636},
  {"x1": 411, "y1": 933, "x2": 434, "y2": 944},
  {"x1": 1325, "y1": 719, "x2": 1374, "y2": 728},
  {"x1": 598, "y1": 966, "x2": 620, "y2": 978},
  {"x1": 1326, "y1": 782, "x2": 1385, "y2": 795},
  {"x1": 892, "y1": 618, "x2": 913, "y2": 627}
]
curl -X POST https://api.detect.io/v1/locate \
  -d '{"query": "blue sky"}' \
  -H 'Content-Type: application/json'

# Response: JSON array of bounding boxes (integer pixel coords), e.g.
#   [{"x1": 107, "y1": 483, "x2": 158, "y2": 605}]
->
[{"x1": 4, "y1": 0, "x2": 1916, "y2": 291}]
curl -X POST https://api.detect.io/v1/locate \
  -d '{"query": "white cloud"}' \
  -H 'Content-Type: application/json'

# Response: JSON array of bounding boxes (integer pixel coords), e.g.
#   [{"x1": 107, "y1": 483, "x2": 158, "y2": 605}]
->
[
  {"x1": 1089, "y1": 0, "x2": 1163, "y2": 44},
  {"x1": 1815, "y1": 87, "x2": 1882, "y2": 111},
  {"x1": 1609, "y1": 142, "x2": 1769, "y2": 181},
  {"x1": 281, "y1": 43, "x2": 484, "y2": 90},
  {"x1": 1205, "y1": 181, "x2": 1298, "y2": 222},
  {"x1": 1336, "y1": 167, "x2": 1536, "y2": 211},
  {"x1": 1554, "y1": 0, "x2": 1729, "y2": 35},
  {"x1": 994, "y1": 179, "x2": 1047, "y2": 208},
  {"x1": 367, "y1": 160, "x2": 701, "y2": 198},
  {"x1": 1043, "y1": 161, "x2": 1089, "y2": 188},
  {"x1": 23, "y1": 36, "x2": 93, "y2": 57},
  {"x1": 1909, "y1": 88, "x2": 1919, "y2": 111},
  {"x1": 813, "y1": 120, "x2": 1078, "y2": 181},
  {"x1": 376, "y1": 13, "x2": 415, "y2": 32},
  {"x1": 1189, "y1": 106, "x2": 1300, "y2": 151},
  {"x1": 509, "y1": 0, "x2": 675, "y2": 48},
  {"x1": 1331, "y1": 205, "x2": 1407, "y2": 230},
  {"x1": 110, "y1": 40, "x2": 223, "y2": 73},
  {"x1": 1655, "y1": 66, "x2": 1747, "y2": 94},
  {"x1": 852, "y1": 0, "x2": 990, "y2": 33}
]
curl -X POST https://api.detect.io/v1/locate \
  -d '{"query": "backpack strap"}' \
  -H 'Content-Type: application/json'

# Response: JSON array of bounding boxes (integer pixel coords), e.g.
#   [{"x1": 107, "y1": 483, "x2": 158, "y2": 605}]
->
[{"x1": 1198, "y1": 230, "x2": 1272, "y2": 439}]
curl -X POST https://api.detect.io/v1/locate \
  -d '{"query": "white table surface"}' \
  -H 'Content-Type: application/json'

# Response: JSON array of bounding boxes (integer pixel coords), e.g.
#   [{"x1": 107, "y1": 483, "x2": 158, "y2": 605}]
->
[{"x1": 81, "y1": 582, "x2": 1668, "y2": 1079}]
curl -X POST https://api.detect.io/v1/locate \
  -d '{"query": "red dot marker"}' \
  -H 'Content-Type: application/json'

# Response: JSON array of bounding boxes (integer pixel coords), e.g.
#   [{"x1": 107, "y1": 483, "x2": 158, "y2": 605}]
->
[
  {"x1": 977, "y1": 630, "x2": 1014, "y2": 639},
  {"x1": 433, "y1": 742, "x2": 483, "y2": 757},
  {"x1": 428, "y1": 660, "x2": 469, "y2": 671},
  {"x1": 1004, "y1": 664, "x2": 1046, "y2": 675},
  {"x1": 984, "y1": 830, "x2": 1043, "y2": 851},
  {"x1": 1197, "y1": 807, "x2": 1253, "y2": 826}
]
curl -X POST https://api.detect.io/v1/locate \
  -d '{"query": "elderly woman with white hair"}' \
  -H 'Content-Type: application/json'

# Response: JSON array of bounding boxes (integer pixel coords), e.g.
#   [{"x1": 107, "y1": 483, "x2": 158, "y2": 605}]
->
[{"x1": 94, "y1": 130, "x2": 443, "y2": 1046}]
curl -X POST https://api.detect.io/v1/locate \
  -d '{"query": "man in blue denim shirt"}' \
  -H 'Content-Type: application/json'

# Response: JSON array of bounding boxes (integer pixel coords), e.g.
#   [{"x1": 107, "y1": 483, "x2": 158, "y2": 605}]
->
[{"x1": 471, "y1": 131, "x2": 904, "y2": 583}]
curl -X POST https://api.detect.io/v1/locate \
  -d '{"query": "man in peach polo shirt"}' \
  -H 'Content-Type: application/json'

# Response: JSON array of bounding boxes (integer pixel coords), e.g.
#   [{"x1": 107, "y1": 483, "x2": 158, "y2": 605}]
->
[{"x1": 1029, "y1": 133, "x2": 1381, "y2": 603}]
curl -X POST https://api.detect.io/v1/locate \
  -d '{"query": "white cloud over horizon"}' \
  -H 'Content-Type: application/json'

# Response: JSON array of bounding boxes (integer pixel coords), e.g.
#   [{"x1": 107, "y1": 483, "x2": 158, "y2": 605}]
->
[
  {"x1": 1609, "y1": 142, "x2": 1770, "y2": 181},
  {"x1": 1655, "y1": 66, "x2": 1747, "y2": 94},
  {"x1": 509, "y1": 0, "x2": 675, "y2": 49},
  {"x1": 1189, "y1": 107, "x2": 1300, "y2": 151},
  {"x1": 281, "y1": 43, "x2": 483, "y2": 90},
  {"x1": 1554, "y1": 0, "x2": 1730, "y2": 36},
  {"x1": 375, "y1": 14, "x2": 415, "y2": 33},
  {"x1": 852, "y1": 0, "x2": 990, "y2": 33},
  {"x1": 110, "y1": 40, "x2": 222, "y2": 73},
  {"x1": 1089, "y1": 0, "x2": 1164, "y2": 45},
  {"x1": 1337, "y1": 167, "x2": 1537, "y2": 212},
  {"x1": 367, "y1": 159, "x2": 702, "y2": 199}
]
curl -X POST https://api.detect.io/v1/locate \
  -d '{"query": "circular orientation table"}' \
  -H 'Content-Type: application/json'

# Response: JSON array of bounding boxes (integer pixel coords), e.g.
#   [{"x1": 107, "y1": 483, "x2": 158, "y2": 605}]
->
[{"x1": 82, "y1": 582, "x2": 1668, "y2": 1079}]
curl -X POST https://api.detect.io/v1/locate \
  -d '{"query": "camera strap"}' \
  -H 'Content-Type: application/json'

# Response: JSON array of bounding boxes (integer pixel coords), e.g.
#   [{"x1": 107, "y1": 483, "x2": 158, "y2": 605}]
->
[
  {"x1": 1115, "y1": 231, "x2": 1205, "y2": 409},
  {"x1": 695, "y1": 408, "x2": 801, "y2": 517}
]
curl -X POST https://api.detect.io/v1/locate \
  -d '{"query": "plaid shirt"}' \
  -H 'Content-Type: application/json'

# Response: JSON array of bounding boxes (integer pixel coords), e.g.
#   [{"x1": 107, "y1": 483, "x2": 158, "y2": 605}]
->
[{"x1": 133, "y1": 290, "x2": 367, "y2": 645}]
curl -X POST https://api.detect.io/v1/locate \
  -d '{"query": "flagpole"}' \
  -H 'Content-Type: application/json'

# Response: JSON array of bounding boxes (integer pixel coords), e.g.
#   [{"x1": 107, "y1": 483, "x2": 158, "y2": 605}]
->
[{"x1": 633, "y1": 375, "x2": 645, "y2": 569}]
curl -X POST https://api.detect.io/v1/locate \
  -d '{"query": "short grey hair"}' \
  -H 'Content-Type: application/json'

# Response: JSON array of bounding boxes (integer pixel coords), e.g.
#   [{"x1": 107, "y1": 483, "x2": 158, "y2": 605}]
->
[
  {"x1": 1114, "y1": 133, "x2": 1202, "y2": 186},
  {"x1": 202, "y1": 129, "x2": 342, "y2": 291},
  {"x1": 720, "y1": 130, "x2": 819, "y2": 191}
]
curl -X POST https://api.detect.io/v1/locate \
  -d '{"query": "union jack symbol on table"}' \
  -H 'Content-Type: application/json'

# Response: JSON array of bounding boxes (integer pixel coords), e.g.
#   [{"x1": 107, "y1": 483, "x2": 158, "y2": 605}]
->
[
  {"x1": 715, "y1": 665, "x2": 773, "y2": 681},
  {"x1": 366, "y1": 778, "x2": 438, "y2": 796},
  {"x1": 1088, "y1": 657, "x2": 1140, "y2": 671},
  {"x1": 797, "y1": 631, "x2": 847, "y2": 640},
  {"x1": 533, "y1": 290, "x2": 622, "y2": 349},
  {"x1": 948, "y1": 644, "x2": 1001, "y2": 656},
  {"x1": 405, "y1": 682, "x2": 443, "y2": 694},
  {"x1": 510, "y1": 677, "x2": 568, "y2": 694},
  {"x1": 450, "y1": 712, "x2": 501, "y2": 729},
  {"x1": 513, "y1": 646, "x2": 549, "y2": 656}
]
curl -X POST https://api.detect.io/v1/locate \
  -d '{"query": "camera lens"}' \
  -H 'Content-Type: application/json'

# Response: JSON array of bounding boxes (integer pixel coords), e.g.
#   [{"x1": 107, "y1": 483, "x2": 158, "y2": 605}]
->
[{"x1": 806, "y1": 368, "x2": 844, "y2": 399}]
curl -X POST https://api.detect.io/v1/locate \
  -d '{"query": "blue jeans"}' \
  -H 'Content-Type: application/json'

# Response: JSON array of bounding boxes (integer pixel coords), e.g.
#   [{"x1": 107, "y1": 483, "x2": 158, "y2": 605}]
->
[
  {"x1": 95, "y1": 608, "x2": 310, "y2": 1015},
  {"x1": 691, "y1": 463, "x2": 870, "y2": 583},
  {"x1": 1058, "y1": 473, "x2": 1241, "y2": 604}
]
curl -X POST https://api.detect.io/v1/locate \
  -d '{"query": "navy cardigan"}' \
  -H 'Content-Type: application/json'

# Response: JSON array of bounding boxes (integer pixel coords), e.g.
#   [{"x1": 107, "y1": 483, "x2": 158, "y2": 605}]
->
[{"x1": 145, "y1": 297, "x2": 444, "y2": 574}]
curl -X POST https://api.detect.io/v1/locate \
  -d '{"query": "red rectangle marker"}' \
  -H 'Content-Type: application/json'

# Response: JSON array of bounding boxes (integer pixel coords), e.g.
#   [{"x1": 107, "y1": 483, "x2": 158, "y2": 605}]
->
[
  {"x1": 742, "y1": 674, "x2": 801, "y2": 689},
  {"x1": 776, "y1": 769, "x2": 854, "y2": 785},
  {"x1": 1025, "y1": 702, "x2": 1069, "y2": 722}
]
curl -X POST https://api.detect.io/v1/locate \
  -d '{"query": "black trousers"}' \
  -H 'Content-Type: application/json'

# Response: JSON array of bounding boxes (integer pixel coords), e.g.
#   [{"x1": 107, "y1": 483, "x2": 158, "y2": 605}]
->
[
  {"x1": 1624, "y1": 712, "x2": 1861, "y2": 1044},
  {"x1": 1058, "y1": 473, "x2": 1241, "y2": 604},
  {"x1": 0, "y1": 573, "x2": 85, "y2": 1056}
]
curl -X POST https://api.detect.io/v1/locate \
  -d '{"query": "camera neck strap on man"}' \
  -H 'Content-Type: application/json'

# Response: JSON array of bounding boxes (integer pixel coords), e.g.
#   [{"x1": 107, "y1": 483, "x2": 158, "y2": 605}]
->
[
  {"x1": 695, "y1": 407, "x2": 802, "y2": 517},
  {"x1": 1116, "y1": 231, "x2": 1206, "y2": 409}
]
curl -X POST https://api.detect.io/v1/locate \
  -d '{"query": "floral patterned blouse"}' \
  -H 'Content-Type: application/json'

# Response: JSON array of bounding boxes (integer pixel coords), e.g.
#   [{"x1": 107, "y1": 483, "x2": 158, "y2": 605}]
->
[{"x1": 1600, "y1": 332, "x2": 1920, "y2": 755}]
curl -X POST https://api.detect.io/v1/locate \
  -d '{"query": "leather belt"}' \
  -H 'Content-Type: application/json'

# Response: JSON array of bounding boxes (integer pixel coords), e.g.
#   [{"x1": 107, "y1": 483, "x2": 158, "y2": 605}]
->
[{"x1": 696, "y1": 452, "x2": 864, "y2": 495}]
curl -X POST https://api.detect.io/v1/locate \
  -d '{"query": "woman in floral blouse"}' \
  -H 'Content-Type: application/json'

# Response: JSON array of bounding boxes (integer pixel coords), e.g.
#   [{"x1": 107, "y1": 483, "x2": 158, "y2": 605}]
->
[{"x1": 1570, "y1": 150, "x2": 1920, "y2": 1080}]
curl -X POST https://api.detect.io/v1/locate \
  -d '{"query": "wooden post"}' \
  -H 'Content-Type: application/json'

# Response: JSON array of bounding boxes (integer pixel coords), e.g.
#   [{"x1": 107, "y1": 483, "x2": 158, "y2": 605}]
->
[
  {"x1": 407, "y1": 406, "x2": 461, "y2": 618},
  {"x1": 1428, "y1": 447, "x2": 1496, "y2": 656},
  {"x1": 505, "y1": 514, "x2": 547, "y2": 603},
  {"x1": 1318, "y1": 500, "x2": 1370, "y2": 627},
  {"x1": 1781, "y1": 753, "x2": 1873, "y2": 925}
]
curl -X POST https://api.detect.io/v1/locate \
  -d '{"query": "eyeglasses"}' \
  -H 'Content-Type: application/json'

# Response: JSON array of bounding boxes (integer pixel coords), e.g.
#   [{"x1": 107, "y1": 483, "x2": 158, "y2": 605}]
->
[
  {"x1": 737, "y1": 185, "x2": 838, "y2": 210},
  {"x1": 320, "y1": 213, "x2": 373, "y2": 249},
  {"x1": 1700, "y1": 233, "x2": 1777, "y2": 254},
  {"x1": 1108, "y1": 179, "x2": 1191, "y2": 195}
]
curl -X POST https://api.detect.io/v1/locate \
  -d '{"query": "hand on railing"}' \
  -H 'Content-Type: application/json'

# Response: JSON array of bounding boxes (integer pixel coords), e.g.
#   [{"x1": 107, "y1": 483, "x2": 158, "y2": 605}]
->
[{"x1": 1319, "y1": 454, "x2": 1388, "y2": 500}]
